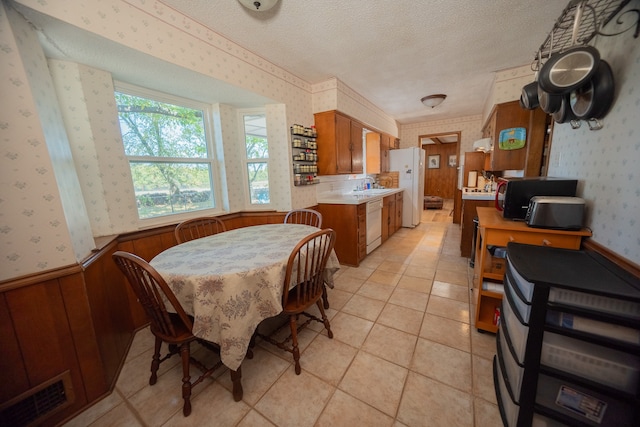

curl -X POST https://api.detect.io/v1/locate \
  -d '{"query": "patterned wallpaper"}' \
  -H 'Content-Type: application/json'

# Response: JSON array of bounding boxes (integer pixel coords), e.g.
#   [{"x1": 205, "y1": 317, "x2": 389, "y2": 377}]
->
[
  {"x1": 548, "y1": 21, "x2": 640, "y2": 264},
  {"x1": 0, "y1": 4, "x2": 93, "y2": 281}
]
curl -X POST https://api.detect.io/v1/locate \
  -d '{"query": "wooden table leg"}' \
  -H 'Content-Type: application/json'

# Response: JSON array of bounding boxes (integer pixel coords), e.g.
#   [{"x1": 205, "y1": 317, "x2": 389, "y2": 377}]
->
[{"x1": 230, "y1": 367, "x2": 243, "y2": 402}]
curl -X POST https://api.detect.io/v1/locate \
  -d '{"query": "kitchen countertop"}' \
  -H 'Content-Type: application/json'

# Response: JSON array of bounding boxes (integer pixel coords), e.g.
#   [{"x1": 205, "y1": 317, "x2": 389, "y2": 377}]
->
[
  {"x1": 462, "y1": 187, "x2": 496, "y2": 201},
  {"x1": 317, "y1": 188, "x2": 403, "y2": 205}
]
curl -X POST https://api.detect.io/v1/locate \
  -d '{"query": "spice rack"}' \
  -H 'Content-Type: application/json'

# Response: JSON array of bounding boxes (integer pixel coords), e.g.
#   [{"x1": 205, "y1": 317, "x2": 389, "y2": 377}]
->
[{"x1": 291, "y1": 124, "x2": 319, "y2": 186}]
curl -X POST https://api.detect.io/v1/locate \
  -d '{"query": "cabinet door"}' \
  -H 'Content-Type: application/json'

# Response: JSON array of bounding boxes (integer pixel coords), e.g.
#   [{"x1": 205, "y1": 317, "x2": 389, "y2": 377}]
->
[
  {"x1": 357, "y1": 204, "x2": 367, "y2": 262},
  {"x1": 382, "y1": 196, "x2": 391, "y2": 242},
  {"x1": 350, "y1": 121, "x2": 364, "y2": 173},
  {"x1": 388, "y1": 198, "x2": 396, "y2": 233},
  {"x1": 380, "y1": 134, "x2": 390, "y2": 173},
  {"x1": 335, "y1": 113, "x2": 353, "y2": 174},
  {"x1": 487, "y1": 101, "x2": 531, "y2": 171},
  {"x1": 395, "y1": 192, "x2": 403, "y2": 232}
]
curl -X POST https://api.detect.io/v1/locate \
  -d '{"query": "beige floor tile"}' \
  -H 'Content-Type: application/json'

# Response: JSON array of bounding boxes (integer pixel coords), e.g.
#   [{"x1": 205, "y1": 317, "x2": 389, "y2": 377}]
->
[
  {"x1": 316, "y1": 389, "x2": 394, "y2": 427},
  {"x1": 408, "y1": 253, "x2": 439, "y2": 268},
  {"x1": 377, "y1": 260, "x2": 408, "y2": 274},
  {"x1": 216, "y1": 347, "x2": 289, "y2": 405},
  {"x1": 323, "y1": 287, "x2": 353, "y2": 311},
  {"x1": 437, "y1": 258, "x2": 469, "y2": 272},
  {"x1": 473, "y1": 398, "x2": 502, "y2": 427},
  {"x1": 341, "y1": 266, "x2": 375, "y2": 281},
  {"x1": 362, "y1": 323, "x2": 417, "y2": 367},
  {"x1": 388, "y1": 287, "x2": 429, "y2": 312},
  {"x1": 333, "y1": 274, "x2": 365, "y2": 293},
  {"x1": 396, "y1": 275, "x2": 432, "y2": 293},
  {"x1": 300, "y1": 334, "x2": 358, "y2": 386},
  {"x1": 255, "y1": 367, "x2": 334, "y2": 427},
  {"x1": 435, "y1": 269, "x2": 469, "y2": 287},
  {"x1": 367, "y1": 269, "x2": 402, "y2": 286},
  {"x1": 357, "y1": 281, "x2": 395, "y2": 301},
  {"x1": 397, "y1": 372, "x2": 474, "y2": 427},
  {"x1": 163, "y1": 382, "x2": 251, "y2": 427},
  {"x1": 236, "y1": 410, "x2": 276, "y2": 427},
  {"x1": 116, "y1": 347, "x2": 179, "y2": 398},
  {"x1": 411, "y1": 338, "x2": 472, "y2": 393},
  {"x1": 329, "y1": 311, "x2": 374, "y2": 347},
  {"x1": 470, "y1": 329, "x2": 497, "y2": 360},
  {"x1": 426, "y1": 295, "x2": 470, "y2": 324},
  {"x1": 359, "y1": 254, "x2": 385, "y2": 270},
  {"x1": 341, "y1": 294, "x2": 385, "y2": 321},
  {"x1": 377, "y1": 303, "x2": 425, "y2": 335},
  {"x1": 62, "y1": 391, "x2": 124, "y2": 427},
  {"x1": 431, "y1": 280, "x2": 470, "y2": 302},
  {"x1": 472, "y1": 355, "x2": 496, "y2": 403},
  {"x1": 419, "y1": 313, "x2": 470, "y2": 352},
  {"x1": 124, "y1": 326, "x2": 154, "y2": 362},
  {"x1": 339, "y1": 351, "x2": 408, "y2": 417},
  {"x1": 85, "y1": 402, "x2": 143, "y2": 427},
  {"x1": 403, "y1": 264, "x2": 436, "y2": 280}
]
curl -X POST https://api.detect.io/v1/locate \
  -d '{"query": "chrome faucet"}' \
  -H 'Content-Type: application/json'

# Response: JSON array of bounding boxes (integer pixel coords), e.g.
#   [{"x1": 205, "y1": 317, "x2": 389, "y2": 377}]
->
[{"x1": 364, "y1": 176, "x2": 375, "y2": 190}]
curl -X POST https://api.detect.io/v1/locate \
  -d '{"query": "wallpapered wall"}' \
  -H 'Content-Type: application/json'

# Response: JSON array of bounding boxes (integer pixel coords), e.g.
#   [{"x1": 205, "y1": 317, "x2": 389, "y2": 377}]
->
[
  {"x1": 1, "y1": 0, "x2": 398, "y2": 280},
  {"x1": 0, "y1": 5, "x2": 93, "y2": 280},
  {"x1": 548, "y1": 19, "x2": 640, "y2": 264}
]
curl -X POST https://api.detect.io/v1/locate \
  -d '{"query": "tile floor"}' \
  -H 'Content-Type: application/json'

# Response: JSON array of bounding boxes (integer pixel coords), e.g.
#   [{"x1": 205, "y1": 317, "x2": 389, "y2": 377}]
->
[{"x1": 63, "y1": 200, "x2": 501, "y2": 427}]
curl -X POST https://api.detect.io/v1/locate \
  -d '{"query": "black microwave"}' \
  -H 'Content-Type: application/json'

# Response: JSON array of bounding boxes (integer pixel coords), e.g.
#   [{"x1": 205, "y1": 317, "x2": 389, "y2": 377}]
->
[{"x1": 495, "y1": 177, "x2": 578, "y2": 219}]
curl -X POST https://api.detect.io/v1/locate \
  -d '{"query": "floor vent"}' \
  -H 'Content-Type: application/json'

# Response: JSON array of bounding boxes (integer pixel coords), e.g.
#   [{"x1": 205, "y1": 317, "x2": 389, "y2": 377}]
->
[{"x1": 0, "y1": 371, "x2": 74, "y2": 427}]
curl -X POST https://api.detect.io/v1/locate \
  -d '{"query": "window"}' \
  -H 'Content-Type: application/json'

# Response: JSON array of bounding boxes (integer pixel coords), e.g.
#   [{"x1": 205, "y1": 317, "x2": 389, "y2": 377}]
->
[
  {"x1": 241, "y1": 112, "x2": 271, "y2": 205},
  {"x1": 115, "y1": 85, "x2": 218, "y2": 219}
]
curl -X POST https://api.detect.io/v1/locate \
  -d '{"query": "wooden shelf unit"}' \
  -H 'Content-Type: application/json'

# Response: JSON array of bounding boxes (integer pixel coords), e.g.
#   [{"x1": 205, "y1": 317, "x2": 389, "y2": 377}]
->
[{"x1": 473, "y1": 207, "x2": 591, "y2": 333}]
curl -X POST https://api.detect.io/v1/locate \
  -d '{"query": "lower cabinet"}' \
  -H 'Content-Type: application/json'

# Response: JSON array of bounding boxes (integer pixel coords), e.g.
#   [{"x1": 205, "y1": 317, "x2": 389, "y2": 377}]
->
[
  {"x1": 460, "y1": 198, "x2": 493, "y2": 258},
  {"x1": 317, "y1": 203, "x2": 367, "y2": 267},
  {"x1": 382, "y1": 192, "x2": 403, "y2": 243},
  {"x1": 495, "y1": 243, "x2": 640, "y2": 427}
]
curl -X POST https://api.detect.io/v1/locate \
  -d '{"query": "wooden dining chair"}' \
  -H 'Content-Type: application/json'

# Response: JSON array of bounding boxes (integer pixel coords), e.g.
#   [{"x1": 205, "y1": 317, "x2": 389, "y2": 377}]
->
[
  {"x1": 284, "y1": 209, "x2": 323, "y2": 228},
  {"x1": 112, "y1": 251, "x2": 243, "y2": 415},
  {"x1": 174, "y1": 216, "x2": 226, "y2": 244},
  {"x1": 257, "y1": 228, "x2": 336, "y2": 374}
]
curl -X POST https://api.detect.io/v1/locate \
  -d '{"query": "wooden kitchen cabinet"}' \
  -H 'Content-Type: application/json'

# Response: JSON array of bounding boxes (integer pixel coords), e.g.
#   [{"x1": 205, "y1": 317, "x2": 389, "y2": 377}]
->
[
  {"x1": 317, "y1": 203, "x2": 367, "y2": 266},
  {"x1": 395, "y1": 191, "x2": 403, "y2": 232},
  {"x1": 482, "y1": 101, "x2": 547, "y2": 173},
  {"x1": 460, "y1": 198, "x2": 493, "y2": 258},
  {"x1": 380, "y1": 133, "x2": 391, "y2": 173},
  {"x1": 473, "y1": 207, "x2": 591, "y2": 333},
  {"x1": 315, "y1": 110, "x2": 363, "y2": 175},
  {"x1": 382, "y1": 195, "x2": 395, "y2": 243}
]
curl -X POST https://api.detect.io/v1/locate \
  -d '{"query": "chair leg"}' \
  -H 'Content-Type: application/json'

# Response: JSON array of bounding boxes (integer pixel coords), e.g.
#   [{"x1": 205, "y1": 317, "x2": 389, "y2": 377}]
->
[
  {"x1": 230, "y1": 366, "x2": 243, "y2": 402},
  {"x1": 316, "y1": 300, "x2": 333, "y2": 339},
  {"x1": 180, "y1": 343, "x2": 192, "y2": 417},
  {"x1": 150, "y1": 336, "x2": 162, "y2": 385},
  {"x1": 322, "y1": 284, "x2": 330, "y2": 309},
  {"x1": 289, "y1": 315, "x2": 301, "y2": 375}
]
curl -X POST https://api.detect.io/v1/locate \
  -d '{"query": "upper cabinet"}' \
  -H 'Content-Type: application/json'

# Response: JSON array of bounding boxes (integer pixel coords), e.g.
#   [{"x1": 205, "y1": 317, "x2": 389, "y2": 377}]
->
[
  {"x1": 380, "y1": 133, "x2": 391, "y2": 173},
  {"x1": 315, "y1": 110, "x2": 363, "y2": 175},
  {"x1": 483, "y1": 101, "x2": 548, "y2": 174}
]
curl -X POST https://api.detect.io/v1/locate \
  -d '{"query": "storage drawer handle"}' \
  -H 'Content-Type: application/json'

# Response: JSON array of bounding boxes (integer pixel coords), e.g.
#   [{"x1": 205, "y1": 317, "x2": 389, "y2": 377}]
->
[
  {"x1": 509, "y1": 236, "x2": 515, "y2": 242},
  {"x1": 542, "y1": 239, "x2": 551, "y2": 246}
]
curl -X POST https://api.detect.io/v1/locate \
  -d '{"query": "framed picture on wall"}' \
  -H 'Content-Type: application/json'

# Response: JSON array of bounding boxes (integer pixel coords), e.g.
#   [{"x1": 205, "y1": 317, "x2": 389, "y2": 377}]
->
[
  {"x1": 428, "y1": 154, "x2": 440, "y2": 169},
  {"x1": 448, "y1": 154, "x2": 457, "y2": 167}
]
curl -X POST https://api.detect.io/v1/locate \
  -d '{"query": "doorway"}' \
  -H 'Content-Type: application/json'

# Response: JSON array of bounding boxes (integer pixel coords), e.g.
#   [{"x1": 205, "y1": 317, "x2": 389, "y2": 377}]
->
[{"x1": 419, "y1": 132, "x2": 460, "y2": 199}]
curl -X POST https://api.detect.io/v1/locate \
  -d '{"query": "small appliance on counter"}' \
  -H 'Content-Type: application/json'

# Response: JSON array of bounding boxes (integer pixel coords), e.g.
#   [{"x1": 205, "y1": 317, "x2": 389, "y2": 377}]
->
[
  {"x1": 525, "y1": 196, "x2": 586, "y2": 230},
  {"x1": 495, "y1": 177, "x2": 578, "y2": 220}
]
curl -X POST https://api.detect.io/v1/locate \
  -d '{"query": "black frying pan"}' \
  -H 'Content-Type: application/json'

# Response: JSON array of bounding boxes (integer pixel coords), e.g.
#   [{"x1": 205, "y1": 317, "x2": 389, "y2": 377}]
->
[
  {"x1": 537, "y1": 85, "x2": 562, "y2": 114},
  {"x1": 538, "y1": 45, "x2": 600, "y2": 94},
  {"x1": 552, "y1": 94, "x2": 577, "y2": 124},
  {"x1": 520, "y1": 82, "x2": 539, "y2": 110},
  {"x1": 569, "y1": 60, "x2": 615, "y2": 120}
]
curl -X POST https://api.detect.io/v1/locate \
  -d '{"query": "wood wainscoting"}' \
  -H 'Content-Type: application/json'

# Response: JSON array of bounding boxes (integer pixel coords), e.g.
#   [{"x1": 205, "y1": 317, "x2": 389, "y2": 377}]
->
[{"x1": 0, "y1": 210, "x2": 290, "y2": 426}]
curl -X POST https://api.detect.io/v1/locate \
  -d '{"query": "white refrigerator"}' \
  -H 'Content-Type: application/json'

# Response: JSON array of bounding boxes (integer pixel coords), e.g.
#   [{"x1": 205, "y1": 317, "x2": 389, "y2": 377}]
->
[{"x1": 389, "y1": 147, "x2": 425, "y2": 228}]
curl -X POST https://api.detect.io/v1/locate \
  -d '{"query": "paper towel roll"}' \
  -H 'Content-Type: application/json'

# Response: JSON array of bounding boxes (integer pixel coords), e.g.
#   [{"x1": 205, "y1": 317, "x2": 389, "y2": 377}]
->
[{"x1": 468, "y1": 171, "x2": 478, "y2": 188}]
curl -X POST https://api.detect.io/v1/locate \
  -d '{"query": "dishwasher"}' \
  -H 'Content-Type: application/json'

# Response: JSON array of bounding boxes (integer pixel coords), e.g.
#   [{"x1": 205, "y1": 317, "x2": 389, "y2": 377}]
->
[{"x1": 366, "y1": 199, "x2": 383, "y2": 254}]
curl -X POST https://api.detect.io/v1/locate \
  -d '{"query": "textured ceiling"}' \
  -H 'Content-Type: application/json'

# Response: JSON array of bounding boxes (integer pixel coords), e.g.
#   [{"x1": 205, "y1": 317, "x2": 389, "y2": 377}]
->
[{"x1": 157, "y1": 0, "x2": 568, "y2": 123}]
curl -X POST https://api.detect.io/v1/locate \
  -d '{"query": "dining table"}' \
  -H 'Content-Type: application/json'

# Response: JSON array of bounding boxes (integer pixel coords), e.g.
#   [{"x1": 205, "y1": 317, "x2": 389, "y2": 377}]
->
[{"x1": 150, "y1": 223, "x2": 341, "y2": 374}]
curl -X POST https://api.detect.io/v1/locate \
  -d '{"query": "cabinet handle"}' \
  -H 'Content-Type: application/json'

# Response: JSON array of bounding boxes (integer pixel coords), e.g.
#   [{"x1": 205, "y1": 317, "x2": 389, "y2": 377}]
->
[
  {"x1": 542, "y1": 239, "x2": 551, "y2": 246},
  {"x1": 509, "y1": 236, "x2": 515, "y2": 242}
]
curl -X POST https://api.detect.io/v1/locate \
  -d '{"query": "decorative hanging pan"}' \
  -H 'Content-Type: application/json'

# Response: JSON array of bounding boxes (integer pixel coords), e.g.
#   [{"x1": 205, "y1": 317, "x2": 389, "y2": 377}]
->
[
  {"x1": 552, "y1": 94, "x2": 578, "y2": 124},
  {"x1": 569, "y1": 60, "x2": 615, "y2": 120},
  {"x1": 520, "y1": 81, "x2": 539, "y2": 110},
  {"x1": 538, "y1": 45, "x2": 601, "y2": 94}
]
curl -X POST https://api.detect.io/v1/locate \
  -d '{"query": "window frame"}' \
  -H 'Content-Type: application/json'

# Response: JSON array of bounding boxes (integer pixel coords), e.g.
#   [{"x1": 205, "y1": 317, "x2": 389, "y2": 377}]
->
[
  {"x1": 238, "y1": 109, "x2": 272, "y2": 209},
  {"x1": 114, "y1": 81, "x2": 224, "y2": 227}
]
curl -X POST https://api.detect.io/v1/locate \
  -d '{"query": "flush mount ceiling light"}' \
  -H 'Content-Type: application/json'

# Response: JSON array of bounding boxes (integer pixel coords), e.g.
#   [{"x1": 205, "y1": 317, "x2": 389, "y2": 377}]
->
[
  {"x1": 421, "y1": 94, "x2": 447, "y2": 108},
  {"x1": 237, "y1": 0, "x2": 279, "y2": 11}
]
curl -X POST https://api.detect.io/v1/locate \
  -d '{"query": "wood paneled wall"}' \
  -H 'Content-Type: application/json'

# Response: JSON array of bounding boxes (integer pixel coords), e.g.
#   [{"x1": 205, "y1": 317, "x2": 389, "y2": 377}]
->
[
  {"x1": 0, "y1": 209, "x2": 291, "y2": 426},
  {"x1": 423, "y1": 143, "x2": 458, "y2": 199}
]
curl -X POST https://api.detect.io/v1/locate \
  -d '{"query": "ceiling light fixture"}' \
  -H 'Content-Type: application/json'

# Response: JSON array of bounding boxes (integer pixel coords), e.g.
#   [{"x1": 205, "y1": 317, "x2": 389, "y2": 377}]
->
[
  {"x1": 421, "y1": 94, "x2": 447, "y2": 108},
  {"x1": 237, "y1": 0, "x2": 279, "y2": 11}
]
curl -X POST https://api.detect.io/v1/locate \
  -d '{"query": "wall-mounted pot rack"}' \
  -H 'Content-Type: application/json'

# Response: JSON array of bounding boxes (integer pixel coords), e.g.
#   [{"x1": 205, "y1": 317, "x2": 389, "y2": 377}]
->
[{"x1": 534, "y1": 0, "x2": 639, "y2": 64}]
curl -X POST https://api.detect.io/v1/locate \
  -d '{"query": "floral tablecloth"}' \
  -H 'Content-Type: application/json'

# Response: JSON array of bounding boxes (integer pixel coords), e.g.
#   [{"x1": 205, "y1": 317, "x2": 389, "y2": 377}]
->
[{"x1": 150, "y1": 223, "x2": 340, "y2": 370}]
